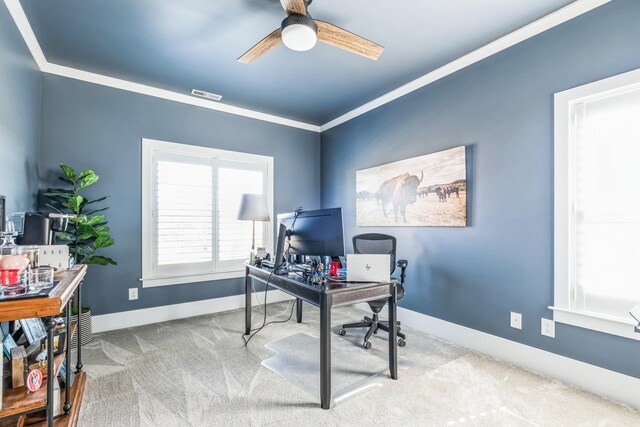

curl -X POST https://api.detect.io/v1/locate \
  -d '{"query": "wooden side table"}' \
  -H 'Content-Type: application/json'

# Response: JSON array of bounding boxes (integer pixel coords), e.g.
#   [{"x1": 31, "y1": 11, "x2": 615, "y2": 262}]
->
[{"x1": 1, "y1": 265, "x2": 87, "y2": 427}]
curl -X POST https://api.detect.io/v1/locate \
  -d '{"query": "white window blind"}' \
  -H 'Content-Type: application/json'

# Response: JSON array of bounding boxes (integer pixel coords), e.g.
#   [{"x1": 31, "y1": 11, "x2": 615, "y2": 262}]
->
[
  {"x1": 217, "y1": 165, "x2": 265, "y2": 263},
  {"x1": 156, "y1": 158, "x2": 213, "y2": 267},
  {"x1": 142, "y1": 139, "x2": 273, "y2": 287},
  {"x1": 572, "y1": 86, "x2": 640, "y2": 319},
  {"x1": 554, "y1": 69, "x2": 640, "y2": 340}
]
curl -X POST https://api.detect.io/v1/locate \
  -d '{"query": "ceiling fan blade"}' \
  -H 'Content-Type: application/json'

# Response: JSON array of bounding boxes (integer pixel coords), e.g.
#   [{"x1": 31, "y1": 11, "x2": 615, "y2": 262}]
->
[
  {"x1": 237, "y1": 28, "x2": 283, "y2": 64},
  {"x1": 280, "y1": 0, "x2": 307, "y2": 16},
  {"x1": 316, "y1": 20, "x2": 384, "y2": 60}
]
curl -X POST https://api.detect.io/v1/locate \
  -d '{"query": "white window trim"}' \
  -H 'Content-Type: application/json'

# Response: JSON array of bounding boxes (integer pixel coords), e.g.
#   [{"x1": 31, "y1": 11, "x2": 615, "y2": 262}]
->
[
  {"x1": 141, "y1": 138, "x2": 274, "y2": 288},
  {"x1": 553, "y1": 67, "x2": 640, "y2": 341}
]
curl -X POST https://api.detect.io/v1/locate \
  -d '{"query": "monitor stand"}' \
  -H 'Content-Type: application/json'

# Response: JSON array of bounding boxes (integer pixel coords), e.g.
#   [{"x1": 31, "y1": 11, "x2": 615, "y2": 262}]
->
[{"x1": 273, "y1": 265, "x2": 289, "y2": 275}]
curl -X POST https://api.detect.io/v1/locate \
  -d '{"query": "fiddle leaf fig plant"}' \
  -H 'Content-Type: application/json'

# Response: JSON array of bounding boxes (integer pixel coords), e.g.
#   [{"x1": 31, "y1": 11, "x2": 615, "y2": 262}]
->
[{"x1": 43, "y1": 164, "x2": 117, "y2": 266}]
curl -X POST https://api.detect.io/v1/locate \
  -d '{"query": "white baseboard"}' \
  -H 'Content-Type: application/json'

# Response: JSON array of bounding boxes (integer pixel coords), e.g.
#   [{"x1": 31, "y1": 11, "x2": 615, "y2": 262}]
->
[
  {"x1": 92, "y1": 290, "x2": 295, "y2": 333},
  {"x1": 395, "y1": 307, "x2": 640, "y2": 410}
]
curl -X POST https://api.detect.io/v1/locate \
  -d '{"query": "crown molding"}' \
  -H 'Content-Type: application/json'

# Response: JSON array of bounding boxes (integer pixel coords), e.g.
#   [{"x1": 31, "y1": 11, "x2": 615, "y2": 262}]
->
[
  {"x1": 4, "y1": 0, "x2": 46, "y2": 69},
  {"x1": 3, "y1": 0, "x2": 320, "y2": 133},
  {"x1": 6, "y1": 0, "x2": 611, "y2": 134},
  {"x1": 41, "y1": 63, "x2": 321, "y2": 132},
  {"x1": 320, "y1": 0, "x2": 612, "y2": 132}
]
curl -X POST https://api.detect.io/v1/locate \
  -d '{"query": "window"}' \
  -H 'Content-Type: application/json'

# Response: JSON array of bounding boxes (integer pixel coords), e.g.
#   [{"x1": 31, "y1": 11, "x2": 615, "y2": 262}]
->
[
  {"x1": 142, "y1": 139, "x2": 273, "y2": 287},
  {"x1": 554, "y1": 68, "x2": 640, "y2": 340}
]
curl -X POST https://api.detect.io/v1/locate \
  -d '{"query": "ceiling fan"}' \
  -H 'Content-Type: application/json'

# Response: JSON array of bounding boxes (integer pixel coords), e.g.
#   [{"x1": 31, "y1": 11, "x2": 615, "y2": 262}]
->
[{"x1": 238, "y1": 0, "x2": 384, "y2": 64}]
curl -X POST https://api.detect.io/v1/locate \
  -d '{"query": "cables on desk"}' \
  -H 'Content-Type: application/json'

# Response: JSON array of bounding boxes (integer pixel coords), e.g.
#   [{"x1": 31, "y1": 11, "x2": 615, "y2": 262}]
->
[
  {"x1": 251, "y1": 280, "x2": 294, "y2": 317},
  {"x1": 243, "y1": 209, "x2": 304, "y2": 347},
  {"x1": 242, "y1": 262, "x2": 295, "y2": 347},
  {"x1": 283, "y1": 208, "x2": 301, "y2": 263}
]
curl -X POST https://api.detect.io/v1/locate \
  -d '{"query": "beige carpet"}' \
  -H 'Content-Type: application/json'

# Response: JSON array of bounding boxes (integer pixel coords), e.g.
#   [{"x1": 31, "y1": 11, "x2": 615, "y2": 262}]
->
[{"x1": 78, "y1": 302, "x2": 640, "y2": 426}]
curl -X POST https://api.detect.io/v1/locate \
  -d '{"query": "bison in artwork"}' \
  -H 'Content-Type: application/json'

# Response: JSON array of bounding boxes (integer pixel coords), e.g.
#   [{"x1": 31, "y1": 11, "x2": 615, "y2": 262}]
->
[
  {"x1": 357, "y1": 191, "x2": 375, "y2": 201},
  {"x1": 377, "y1": 171, "x2": 424, "y2": 223},
  {"x1": 356, "y1": 146, "x2": 467, "y2": 227}
]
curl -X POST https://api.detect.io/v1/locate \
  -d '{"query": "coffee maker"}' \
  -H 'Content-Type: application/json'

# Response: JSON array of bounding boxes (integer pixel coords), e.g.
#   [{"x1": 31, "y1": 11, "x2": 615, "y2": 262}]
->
[{"x1": 10, "y1": 212, "x2": 53, "y2": 246}]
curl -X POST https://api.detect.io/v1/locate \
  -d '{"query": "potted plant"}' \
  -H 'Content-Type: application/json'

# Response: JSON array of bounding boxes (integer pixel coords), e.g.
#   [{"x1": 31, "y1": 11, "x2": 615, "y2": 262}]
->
[{"x1": 43, "y1": 164, "x2": 117, "y2": 345}]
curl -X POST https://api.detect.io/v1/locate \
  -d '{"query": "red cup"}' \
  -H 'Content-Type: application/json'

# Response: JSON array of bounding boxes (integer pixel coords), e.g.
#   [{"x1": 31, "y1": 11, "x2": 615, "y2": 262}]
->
[
  {"x1": 330, "y1": 260, "x2": 340, "y2": 277},
  {"x1": 0, "y1": 269, "x2": 21, "y2": 286}
]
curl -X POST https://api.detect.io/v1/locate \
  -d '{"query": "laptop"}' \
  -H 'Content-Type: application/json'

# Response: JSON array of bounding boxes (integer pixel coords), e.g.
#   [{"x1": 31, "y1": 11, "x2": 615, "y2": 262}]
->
[{"x1": 346, "y1": 254, "x2": 390, "y2": 283}]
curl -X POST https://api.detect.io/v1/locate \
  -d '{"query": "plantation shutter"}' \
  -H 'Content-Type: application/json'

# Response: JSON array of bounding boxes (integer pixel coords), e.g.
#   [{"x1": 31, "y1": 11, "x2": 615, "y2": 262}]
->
[
  {"x1": 142, "y1": 139, "x2": 273, "y2": 287},
  {"x1": 216, "y1": 160, "x2": 266, "y2": 271},
  {"x1": 153, "y1": 151, "x2": 214, "y2": 277},
  {"x1": 571, "y1": 86, "x2": 640, "y2": 319}
]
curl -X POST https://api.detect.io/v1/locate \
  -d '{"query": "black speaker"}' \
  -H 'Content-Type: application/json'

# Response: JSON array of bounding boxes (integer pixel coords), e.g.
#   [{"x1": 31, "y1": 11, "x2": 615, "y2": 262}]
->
[{"x1": 16, "y1": 213, "x2": 52, "y2": 245}]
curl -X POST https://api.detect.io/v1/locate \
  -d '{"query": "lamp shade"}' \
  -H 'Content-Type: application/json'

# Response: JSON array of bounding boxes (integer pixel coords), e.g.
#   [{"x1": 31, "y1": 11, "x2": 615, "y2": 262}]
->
[{"x1": 237, "y1": 194, "x2": 270, "y2": 222}]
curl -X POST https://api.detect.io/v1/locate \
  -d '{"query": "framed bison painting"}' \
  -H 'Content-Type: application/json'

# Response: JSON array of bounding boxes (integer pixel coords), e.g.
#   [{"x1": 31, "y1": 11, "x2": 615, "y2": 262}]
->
[{"x1": 356, "y1": 146, "x2": 467, "y2": 227}]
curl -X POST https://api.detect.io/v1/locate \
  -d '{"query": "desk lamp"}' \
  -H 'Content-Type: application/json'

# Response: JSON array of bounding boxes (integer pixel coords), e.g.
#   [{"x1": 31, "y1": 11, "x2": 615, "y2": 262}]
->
[{"x1": 237, "y1": 194, "x2": 270, "y2": 263}]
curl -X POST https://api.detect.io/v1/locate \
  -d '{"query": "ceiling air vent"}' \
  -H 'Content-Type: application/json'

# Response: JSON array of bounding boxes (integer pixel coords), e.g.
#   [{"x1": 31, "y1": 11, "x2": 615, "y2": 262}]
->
[{"x1": 191, "y1": 89, "x2": 223, "y2": 101}]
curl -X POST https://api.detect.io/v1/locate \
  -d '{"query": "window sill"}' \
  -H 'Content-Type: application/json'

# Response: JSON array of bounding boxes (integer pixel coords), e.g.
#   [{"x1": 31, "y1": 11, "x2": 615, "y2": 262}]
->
[
  {"x1": 141, "y1": 270, "x2": 244, "y2": 288},
  {"x1": 549, "y1": 306, "x2": 640, "y2": 341}
]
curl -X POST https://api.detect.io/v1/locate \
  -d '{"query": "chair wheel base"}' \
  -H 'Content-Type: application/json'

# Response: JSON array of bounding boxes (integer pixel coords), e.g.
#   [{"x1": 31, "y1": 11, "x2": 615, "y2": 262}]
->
[
  {"x1": 363, "y1": 341, "x2": 372, "y2": 349},
  {"x1": 398, "y1": 338, "x2": 406, "y2": 347},
  {"x1": 338, "y1": 329, "x2": 346, "y2": 336}
]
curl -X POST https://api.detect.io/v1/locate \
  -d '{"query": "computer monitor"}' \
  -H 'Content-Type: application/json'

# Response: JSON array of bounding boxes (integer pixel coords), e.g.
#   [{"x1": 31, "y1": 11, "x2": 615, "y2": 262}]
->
[{"x1": 277, "y1": 208, "x2": 345, "y2": 259}]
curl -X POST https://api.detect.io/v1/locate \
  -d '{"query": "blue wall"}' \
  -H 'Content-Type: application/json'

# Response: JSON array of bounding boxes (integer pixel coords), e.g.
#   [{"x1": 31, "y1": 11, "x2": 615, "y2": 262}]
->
[
  {"x1": 321, "y1": 0, "x2": 640, "y2": 378},
  {"x1": 0, "y1": 2, "x2": 41, "y2": 213},
  {"x1": 7, "y1": 0, "x2": 639, "y2": 378},
  {"x1": 39, "y1": 75, "x2": 321, "y2": 316}
]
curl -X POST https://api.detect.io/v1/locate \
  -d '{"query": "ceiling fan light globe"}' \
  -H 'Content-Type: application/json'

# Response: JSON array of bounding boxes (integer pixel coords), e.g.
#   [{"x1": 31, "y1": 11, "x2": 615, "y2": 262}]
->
[
  {"x1": 282, "y1": 24, "x2": 317, "y2": 51},
  {"x1": 281, "y1": 15, "x2": 318, "y2": 52}
]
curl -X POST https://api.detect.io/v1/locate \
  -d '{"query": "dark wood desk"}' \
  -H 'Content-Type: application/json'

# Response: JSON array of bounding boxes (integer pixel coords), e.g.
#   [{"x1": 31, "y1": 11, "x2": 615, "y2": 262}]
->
[{"x1": 244, "y1": 264, "x2": 398, "y2": 409}]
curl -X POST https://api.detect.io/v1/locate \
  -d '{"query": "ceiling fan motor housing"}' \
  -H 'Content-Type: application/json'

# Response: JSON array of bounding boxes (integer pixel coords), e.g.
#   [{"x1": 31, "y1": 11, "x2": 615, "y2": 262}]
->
[{"x1": 281, "y1": 14, "x2": 318, "y2": 51}]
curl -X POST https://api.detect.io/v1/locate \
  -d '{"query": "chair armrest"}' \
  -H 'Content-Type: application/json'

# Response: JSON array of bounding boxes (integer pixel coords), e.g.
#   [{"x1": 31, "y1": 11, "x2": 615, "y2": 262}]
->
[{"x1": 396, "y1": 259, "x2": 408, "y2": 286}]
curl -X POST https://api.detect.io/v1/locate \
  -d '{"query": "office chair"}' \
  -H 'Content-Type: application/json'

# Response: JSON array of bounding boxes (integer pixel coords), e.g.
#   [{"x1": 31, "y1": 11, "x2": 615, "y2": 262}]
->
[{"x1": 339, "y1": 233, "x2": 407, "y2": 349}]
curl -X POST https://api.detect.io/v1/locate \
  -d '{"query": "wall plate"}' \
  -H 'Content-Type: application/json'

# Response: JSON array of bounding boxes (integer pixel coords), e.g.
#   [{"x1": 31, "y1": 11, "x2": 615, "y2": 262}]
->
[
  {"x1": 541, "y1": 318, "x2": 555, "y2": 338},
  {"x1": 510, "y1": 312, "x2": 522, "y2": 330}
]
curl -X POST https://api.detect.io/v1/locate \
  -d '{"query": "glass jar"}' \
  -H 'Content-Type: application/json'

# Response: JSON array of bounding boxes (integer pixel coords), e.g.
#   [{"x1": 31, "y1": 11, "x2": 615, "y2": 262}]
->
[
  {"x1": 0, "y1": 233, "x2": 17, "y2": 255},
  {"x1": 29, "y1": 266, "x2": 54, "y2": 292},
  {"x1": 0, "y1": 268, "x2": 27, "y2": 296},
  {"x1": 0, "y1": 220, "x2": 18, "y2": 255},
  {"x1": 18, "y1": 245, "x2": 39, "y2": 268}
]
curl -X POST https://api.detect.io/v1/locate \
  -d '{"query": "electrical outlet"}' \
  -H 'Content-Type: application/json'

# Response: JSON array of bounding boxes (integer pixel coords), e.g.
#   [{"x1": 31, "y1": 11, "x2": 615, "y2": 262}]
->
[
  {"x1": 541, "y1": 318, "x2": 555, "y2": 338},
  {"x1": 128, "y1": 288, "x2": 138, "y2": 301},
  {"x1": 510, "y1": 312, "x2": 522, "y2": 330}
]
